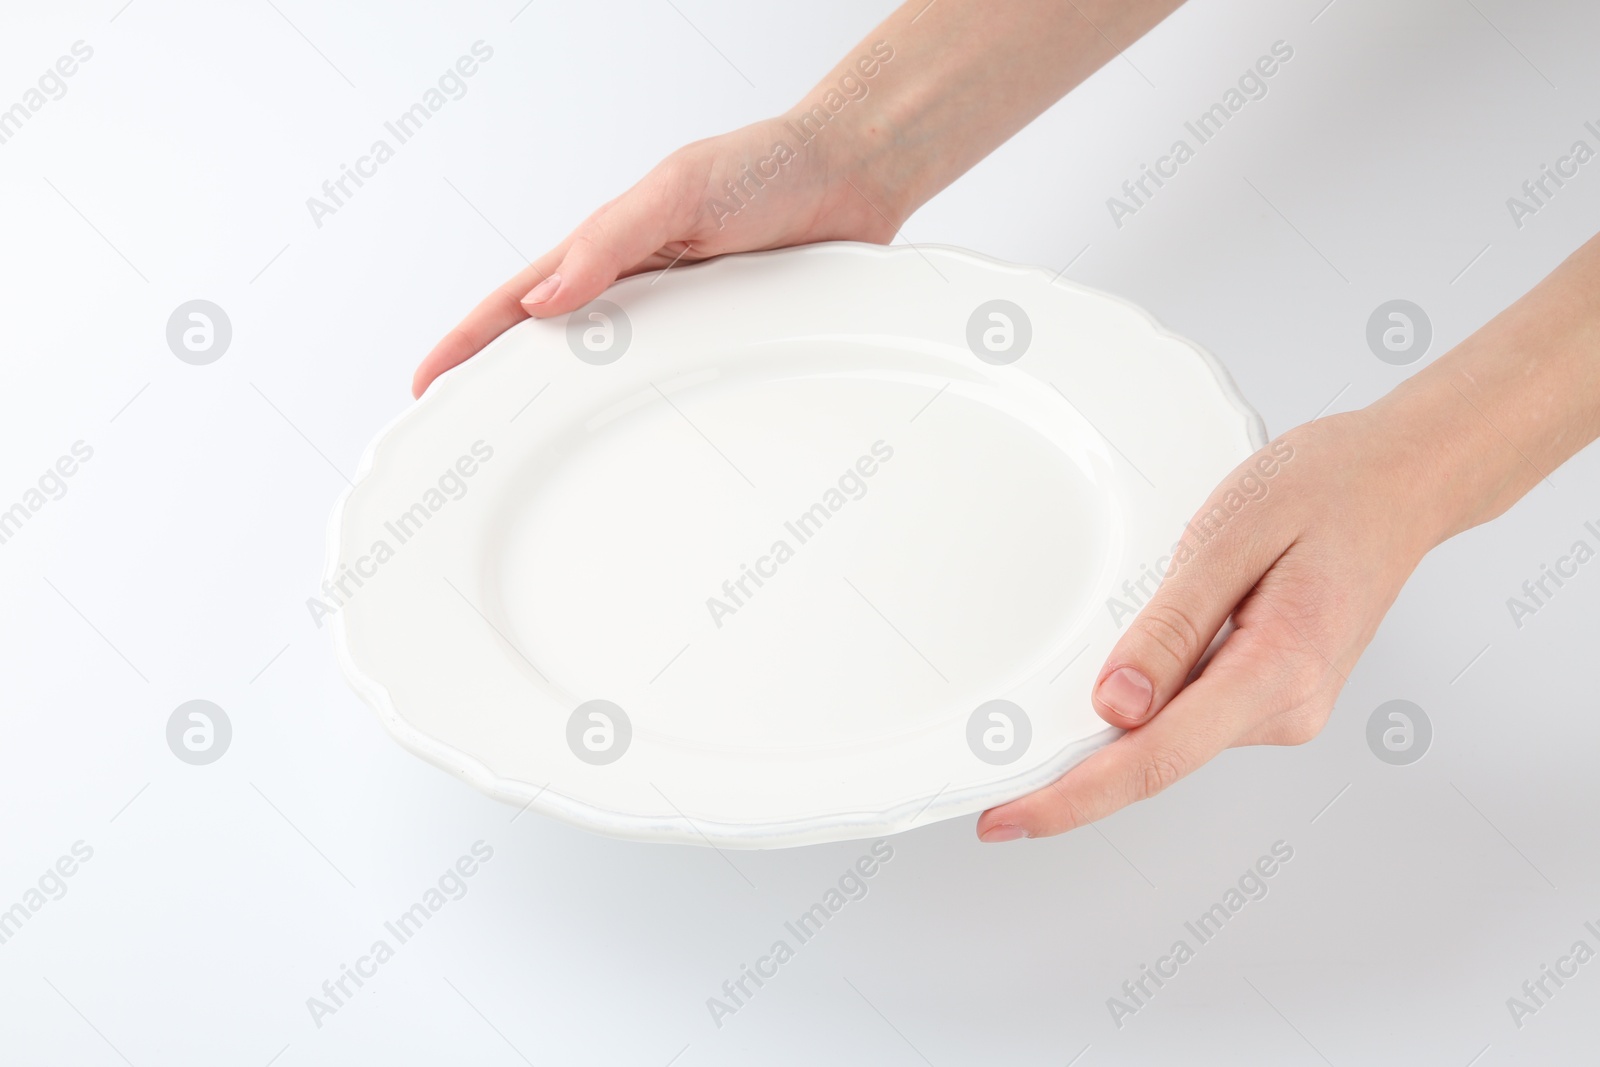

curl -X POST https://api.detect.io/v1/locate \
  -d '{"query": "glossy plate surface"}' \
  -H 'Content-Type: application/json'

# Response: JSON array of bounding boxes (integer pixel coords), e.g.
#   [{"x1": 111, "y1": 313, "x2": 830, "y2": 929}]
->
[{"x1": 326, "y1": 243, "x2": 1265, "y2": 848}]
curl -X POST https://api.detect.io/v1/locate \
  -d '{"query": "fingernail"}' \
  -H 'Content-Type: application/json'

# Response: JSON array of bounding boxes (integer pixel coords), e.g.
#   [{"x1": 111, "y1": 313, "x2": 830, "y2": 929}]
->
[
  {"x1": 1098, "y1": 666, "x2": 1154, "y2": 723},
  {"x1": 980, "y1": 824, "x2": 1030, "y2": 843},
  {"x1": 521, "y1": 273, "x2": 561, "y2": 307}
]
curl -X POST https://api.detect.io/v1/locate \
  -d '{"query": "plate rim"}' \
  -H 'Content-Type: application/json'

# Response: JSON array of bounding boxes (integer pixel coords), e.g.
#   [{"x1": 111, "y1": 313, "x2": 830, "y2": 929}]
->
[{"x1": 324, "y1": 241, "x2": 1268, "y2": 848}]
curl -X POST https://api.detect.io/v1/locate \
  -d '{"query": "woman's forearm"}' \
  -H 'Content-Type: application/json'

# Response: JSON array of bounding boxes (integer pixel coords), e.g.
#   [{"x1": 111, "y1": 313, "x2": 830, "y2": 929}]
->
[
  {"x1": 413, "y1": 0, "x2": 1190, "y2": 392},
  {"x1": 1376, "y1": 233, "x2": 1600, "y2": 547},
  {"x1": 796, "y1": 0, "x2": 1188, "y2": 221}
]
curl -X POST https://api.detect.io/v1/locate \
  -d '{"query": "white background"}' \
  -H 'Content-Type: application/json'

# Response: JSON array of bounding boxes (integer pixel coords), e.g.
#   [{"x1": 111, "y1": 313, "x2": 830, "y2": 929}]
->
[{"x1": 2, "y1": 0, "x2": 1598, "y2": 1063}]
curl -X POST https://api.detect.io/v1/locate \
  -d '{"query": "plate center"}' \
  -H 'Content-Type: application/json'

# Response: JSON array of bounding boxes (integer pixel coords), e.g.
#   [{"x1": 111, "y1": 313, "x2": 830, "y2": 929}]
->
[{"x1": 484, "y1": 344, "x2": 1116, "y2": 753}]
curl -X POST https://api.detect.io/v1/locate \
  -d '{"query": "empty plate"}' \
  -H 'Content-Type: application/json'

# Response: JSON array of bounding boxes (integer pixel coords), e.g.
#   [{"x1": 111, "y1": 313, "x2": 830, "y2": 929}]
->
[{"x1": 324, "y1": 242, "x2": 1264, "y2": 848}]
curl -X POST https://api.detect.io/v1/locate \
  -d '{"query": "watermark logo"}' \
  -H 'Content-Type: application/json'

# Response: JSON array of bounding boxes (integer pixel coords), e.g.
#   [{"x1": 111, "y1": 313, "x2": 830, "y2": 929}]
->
[
  {"x1": 1106, "y1": 440, "x2": 1296, "y2": 626},
  {"x1": 707, "y1": 840, "x2": 894, "y2": 1029},
  {"x1": 707, "y1": 41, "x2": 895, "y2": 230},
  {"x1": 0, "y1": 40, "x2": 94, "y2": 148},
  {"x1": 1109, "y1": 840, "x2": 1294, "y2": 1028},
  {"x1": 1506, "y1": 121, "x2": 1600, "y2": 230},
  {"x1": 705, "y1": 441, "x2": 894, "y2": 629},
  {"x1": 1107, "y1": 40, "x2": 1294, "y2": 229},
  {"x1": 1506, "y1": 517, "x2": 1600, "y2": 629},
  {"x1": 305, "y1": 841, "x2": 495, "y2": 1028},
  {"x1": 166, "y1": 300, "x2": 232, "y2": 365},
  {"x1": 1506, "y1": 919, "x2": 1600, "y2": 1030},
  {"x1": 0, "y1": 841, "x2": 95, "y2": 948},
  {"x1": 0, "y1": 440, "x2": 93, "y2": 549},
  {"x1": 166, "y1": 700, "x2": 231, "y2": 766},
  {"x1": 304, "y1": 42, "x2": 494, "y2": 229},
  {"x1": 1365, "y1": 300, "x2": 1431, "y2": 366},
  {"x1": 566, "y1": 299, "x2": 631, "y2": 364},
  {"x1": 966, "y1": 700, "x2": 1031, "y2": 765},
  {"x1": 966, "y1": 300, "x2": 1031, "y2": 365},
  {"x1": 567, "y1": 700, "x2": 631, "y2": 765},
  {"x1": 310, "y1": 441, "x2": 496, "y2": 628},
  {"x1": 1365, "y1": 699, "x2": 1430, "y2": 765}
]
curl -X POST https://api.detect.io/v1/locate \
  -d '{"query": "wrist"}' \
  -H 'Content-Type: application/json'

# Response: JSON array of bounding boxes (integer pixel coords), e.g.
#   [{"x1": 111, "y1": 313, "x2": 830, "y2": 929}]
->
[
  {"x1": 1371, "y1": 231, "x2": 1600, "y2": 549},
  {"x1": 1364, "y1": 354, "x2": 1532, "y2": 549},
  {"x1": 775, "y1": 77, "x2": 931, "y2": 229}
]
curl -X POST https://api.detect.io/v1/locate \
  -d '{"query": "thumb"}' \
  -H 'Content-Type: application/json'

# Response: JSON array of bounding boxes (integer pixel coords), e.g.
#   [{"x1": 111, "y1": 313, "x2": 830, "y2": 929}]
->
[{"x1": 1093, "y1": 490, "x2": 1285, "y2": 729}]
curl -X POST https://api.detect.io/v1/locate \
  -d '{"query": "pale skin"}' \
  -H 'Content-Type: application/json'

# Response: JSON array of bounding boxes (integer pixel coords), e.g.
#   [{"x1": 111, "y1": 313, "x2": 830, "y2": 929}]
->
[{"x1": 413, "y1": 0, "x2": 1600, "y2": 841}]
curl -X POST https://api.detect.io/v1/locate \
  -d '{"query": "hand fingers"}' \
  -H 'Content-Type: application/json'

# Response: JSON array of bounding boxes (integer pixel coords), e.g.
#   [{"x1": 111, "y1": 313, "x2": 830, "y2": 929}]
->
[
  {"x1": 515, "y1": 180, "x2": 688, "y2": 319},
  {"x1": 412, "y1": 182, "x2": 690, "y2": 397},
  {"x1": 1092, "y1": 450, "x2": 1294, "y2": 730},
  {"x1": 977, "y1": 643, "x2": 1272, "y2": 840},
  {"x1": 411, "y1": 243, "x2": 566, "y2": 398}
]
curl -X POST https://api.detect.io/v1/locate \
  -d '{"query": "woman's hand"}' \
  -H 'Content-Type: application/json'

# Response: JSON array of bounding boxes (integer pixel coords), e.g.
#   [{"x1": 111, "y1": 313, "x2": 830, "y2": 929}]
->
[
  {"x1": 975, "y1": 405, "x2": 1450, "y2": 840},
  {"x1": 978, "y1": 228, "x2": 1600, "y2": 842},
  {"x1": 412, "y1": 0, "x2": 1192, "y2": 397},
  {"x1": 411, "y1": 116, "x2": 901, "y2": 397}
]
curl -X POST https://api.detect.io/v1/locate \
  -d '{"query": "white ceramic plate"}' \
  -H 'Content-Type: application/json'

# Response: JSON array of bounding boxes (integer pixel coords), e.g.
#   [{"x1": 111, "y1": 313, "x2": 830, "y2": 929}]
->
[{"x1": 325, "y1": 243, "x2": 1264, "y2": 849}]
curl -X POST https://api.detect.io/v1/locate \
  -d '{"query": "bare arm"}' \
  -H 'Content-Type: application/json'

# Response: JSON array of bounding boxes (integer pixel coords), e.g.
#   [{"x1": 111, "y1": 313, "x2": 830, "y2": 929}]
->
[
  {"x1": 816, "y1": 0, "x2": 1187, "y2": 221},
  {"x1": 412, "y1": 0, "x2": 1186, "y2": 395},
  {"x1": 979, "y1": 232, "x2": 1600, "y2": 840}
]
